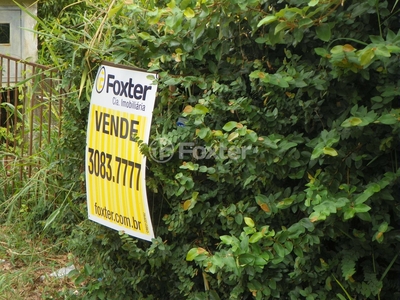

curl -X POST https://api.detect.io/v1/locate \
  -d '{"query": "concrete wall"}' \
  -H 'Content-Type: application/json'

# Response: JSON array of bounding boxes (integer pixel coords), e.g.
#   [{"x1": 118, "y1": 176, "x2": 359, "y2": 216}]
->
[{"x1": 0, "y1": 0, "x2": 37, "y2": 61}]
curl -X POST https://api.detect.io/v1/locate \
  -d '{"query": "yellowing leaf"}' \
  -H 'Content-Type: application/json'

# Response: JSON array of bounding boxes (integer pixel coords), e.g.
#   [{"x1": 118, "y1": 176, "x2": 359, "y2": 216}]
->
[
  {"x1": 228, "y1": 132, "x2": 239, "y2": 141},
  {"x1": 183, "y1": 105, "x2": 193, "y2": 113},
  {"x1": 167, "y1": 0, "x2": 176, "y2": 8},
  {"x1": 184, "y1": 7, "x2": 195, "y2": 19},
  {"x1": 213, "y1": 130, "x2": 223, "y2": 136},
  {"x1": 341, "y1": 117, "x2": 363, "y2": 127},
  {"x1": 236, "y1": 123, "x2": 244, "y2": 129},
  {"x1": 197, "y1": 247, "x2": 207, "y2": 254},
  {"x1": 183, "y1": 200, "x2": 191, "y2": 211},
  {"x1": 343, "y1": 44, "x2": 356, "y2": 52},
  {"x1": 285, "y1": 92, "x2": 295, "y2": 98},
  {"x1": 349, "y1": 117, "x2": 363, "y2": 126},
  {"x1": 323, "y1": 147, "x2": 338, "y2": 157},
  {"x1": 244, "y1": 217, "x2": 255, "y2": 228},
  {"x1": 359, "y1": 48, "x2": 375, "y2": 66},
  {"x1": 186, "y1": 247, "x2": 208, "y2": 261},
  {"x1": 259, "y1": 203, "x2": 270, "y2": 213},
  {"x1": 320, "y1": 258, "x2": 329, "y2": 270}
]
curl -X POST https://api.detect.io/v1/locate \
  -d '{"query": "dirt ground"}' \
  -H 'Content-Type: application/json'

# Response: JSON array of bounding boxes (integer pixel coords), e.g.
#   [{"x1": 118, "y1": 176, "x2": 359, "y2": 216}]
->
[{"x1": 0, "y1": 226, "x2": 78, "y2": 299}]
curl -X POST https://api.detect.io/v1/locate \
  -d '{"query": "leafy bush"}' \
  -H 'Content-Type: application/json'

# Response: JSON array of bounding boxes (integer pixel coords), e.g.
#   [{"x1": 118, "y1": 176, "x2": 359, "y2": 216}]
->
[{"x1": 33, "y1": 0, "x2": 400, "y2": 299}]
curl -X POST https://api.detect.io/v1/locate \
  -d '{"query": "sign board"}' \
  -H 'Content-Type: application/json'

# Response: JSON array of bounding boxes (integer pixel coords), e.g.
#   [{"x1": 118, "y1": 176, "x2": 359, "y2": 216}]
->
[{"x1": 85, "y1": 62, "x2": 157, "y2": 241}]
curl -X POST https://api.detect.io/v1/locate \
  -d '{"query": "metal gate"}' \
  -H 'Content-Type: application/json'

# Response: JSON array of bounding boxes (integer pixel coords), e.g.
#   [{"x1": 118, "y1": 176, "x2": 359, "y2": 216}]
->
[{"x1": 0, "y1": 54, "x2": 63, "y2": 193}]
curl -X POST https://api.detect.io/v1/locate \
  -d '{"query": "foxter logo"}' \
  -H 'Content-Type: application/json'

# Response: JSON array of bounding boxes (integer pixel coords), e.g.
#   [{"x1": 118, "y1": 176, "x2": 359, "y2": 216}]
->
[
  {"x1": 106, "y1": 74, "x2": 153, "y2": 101},
  {"x1": 96, "y1": 66, "x2": 106, "y2": 93}
]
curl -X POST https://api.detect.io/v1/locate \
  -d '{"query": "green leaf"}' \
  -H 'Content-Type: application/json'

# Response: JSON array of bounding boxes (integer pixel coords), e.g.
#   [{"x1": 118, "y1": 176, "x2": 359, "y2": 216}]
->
[
  {"x1": 220, "y1": 235, "x2": 234, "y2": 245},
  {"x1": 374, "y1": 46, "x2": 391, "y2": 57},
  {"x1": 186, "y1": 248, "x2": 199, "y2": 261},
  {"x1": 357, "y1": 212, "x2": 371, "y2": 222},
  {"x1": 249, "y1": 232, "x2": 263, "y2": 243},
  {"x1": 336, "y1": 293, "x2": 347, "y2": 300},
  {"x1": 316, "y1": 23, "x2": 331, "y2": 42},
  {"x1": 243, "y1": 175, "x2": 257, "y2": 187},
  {"x1": 308, "y1": 0, "x2": 319, "y2": 6},
  {"x1": 235, "y1": 213, "x2": 243, "y2": 225},
  {"x1": 239, "y1": 253, "x2": 255, "y2": 265},
  {"x1": 186, "y1": 247, "x2": 208, "y2": 261},
  {"x1": 298, "y1": 218, "x2": 315, "y2": 231},
  {"x1": 276, "y1": 197, "x2": 294, "y2": 209},
  {"x1": 197, "y1": 127, "x2": 209, "y2": 139},
  {"x1": 377, "y1": 114, "x2": 399, "y2": 125},
  {"x1": 354, "y1": 203, "x2": 371, "y2": 213},
  {"x1": 75, "y1": 274, "x2": 86, "y2": 285},
  {"x1": 378, "y1": 221, "x2": 388, "y2": 233},
  {"x1": 298, "y1": 18, "x2": 313, "y2": 28},
  {"x1": 354, "y1": 190, "x2": 374, "y2": 205},
  {"x1": 344, "y1": 208, "x2": 356, "y2": 220},
  {"x1": 315, "y1": 47, "x2": 329, "y2": 57},
  {"x1": 84, "y1": 264, "x2": 93, "y2": 275},
  {"x1": 137, "y1": 32, "x2": 154, "y2": 41},
  {"x1": 311, "y1": 144, "x2": 324, "y2": 160},
  {"x1": 43, "y1": 206, "x2": 62, "y2": 231},
  {"x1": 199, "y1": 166, "x2": 208, "y2": 172},
  {"x1": 209, "y1": 290, "x2": 221, "y2": 300},
  {"x1": 194, "y1": 23, "x2": 206, "y2": 41},
  {"x1": 331, "y1": 45, "x2": 344, "y2": 54},
  {"x1": 294, "y1": 246, "x2": 304, "y2": 258},
  {"x1": 273, "y1": 242, "x2": 285, "y2": 258},
  {"x1": 187, "y1": 104, "x2": 209, "y2": 115},
  {"x1": 223, "y1": 121, "x2": 237, "y2": 131},
  {"x1": 257, "y1": 15, "x2": 278, "y2": 27},
  {"x1": 285, "y1": 240, "x2": 294, "y2": 253},
  {"x1": 254, "y1": 256, "x2": 268, "y2": 266},
  {"x1": 309, "y1": 211, "x2": 327, "y2": 222},
  {"x1": 274, "y1": 22, "x2": 289, "y2": 35},
  {"x1": 108, "y1": 3, "x2": 123, "y2": 18}
]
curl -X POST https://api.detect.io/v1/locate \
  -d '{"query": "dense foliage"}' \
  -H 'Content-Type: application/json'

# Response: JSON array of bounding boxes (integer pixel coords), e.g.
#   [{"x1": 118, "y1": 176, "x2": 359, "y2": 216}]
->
[{"x1": 16, "y1": 0, "x2": 400, "y2": 298}]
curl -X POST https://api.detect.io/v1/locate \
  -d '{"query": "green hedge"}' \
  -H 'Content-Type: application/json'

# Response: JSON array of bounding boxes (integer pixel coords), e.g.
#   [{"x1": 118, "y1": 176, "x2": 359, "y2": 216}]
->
[{"x1": 36, "y1": 0, "x2": 400, "y2": 299}]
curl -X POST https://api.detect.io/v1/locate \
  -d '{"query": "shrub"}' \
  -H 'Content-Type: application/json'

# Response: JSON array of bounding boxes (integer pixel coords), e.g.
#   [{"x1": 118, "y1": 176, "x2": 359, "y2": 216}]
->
[{"x1": 35, "y1": 0, "x2": 400, "y2": 299}]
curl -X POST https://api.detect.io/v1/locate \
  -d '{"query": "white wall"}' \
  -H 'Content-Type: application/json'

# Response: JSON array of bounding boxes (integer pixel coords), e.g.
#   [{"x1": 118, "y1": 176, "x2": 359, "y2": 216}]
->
[
  {"x1": 0, "y1": 0, "x2": 37, "y2": 61},
  {"x1": 20, "y1": 1, "x2": 37, "y2": 61}
]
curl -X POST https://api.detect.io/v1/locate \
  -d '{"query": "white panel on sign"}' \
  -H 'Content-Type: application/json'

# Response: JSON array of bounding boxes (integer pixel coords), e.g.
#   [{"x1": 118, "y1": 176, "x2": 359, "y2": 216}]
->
[{"x1": 86, "y1": 62, "x2": 157, "y2": 241}]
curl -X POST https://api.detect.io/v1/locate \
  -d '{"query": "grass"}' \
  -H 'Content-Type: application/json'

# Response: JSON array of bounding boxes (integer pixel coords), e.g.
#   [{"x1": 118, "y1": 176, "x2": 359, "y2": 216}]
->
[{"x1": 0, "y1": 224, "x2": 79, "y2": 300}]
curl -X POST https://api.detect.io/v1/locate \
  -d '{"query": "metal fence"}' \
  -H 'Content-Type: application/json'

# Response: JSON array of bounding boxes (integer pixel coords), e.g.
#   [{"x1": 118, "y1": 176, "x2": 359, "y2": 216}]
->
[{"x1": 0, "y1": 53, "x2": 63, "y2": 192}]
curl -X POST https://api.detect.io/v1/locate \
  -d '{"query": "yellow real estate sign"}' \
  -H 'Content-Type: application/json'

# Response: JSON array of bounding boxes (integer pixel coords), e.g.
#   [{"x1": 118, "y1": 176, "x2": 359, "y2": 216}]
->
[{"x1": 85, "y1": 62, "x2": 157, "y2": 241}]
